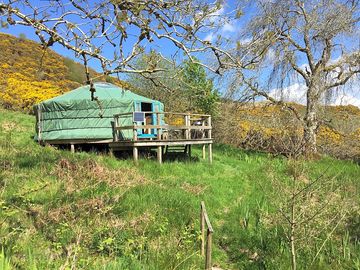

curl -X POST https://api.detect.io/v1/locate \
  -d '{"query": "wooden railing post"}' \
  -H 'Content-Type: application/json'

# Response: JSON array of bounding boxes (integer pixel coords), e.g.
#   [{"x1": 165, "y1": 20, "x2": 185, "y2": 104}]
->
[
  {"x1": 184, "y1": 114, "x2": 190, "y2": 139},
  {"x1": 156, "y1": 112, "x2": 163, "y2": 164},
  {"x1": 200, "y1": 201, "x2": 214, "y2": 270},
  {"x1": 133, "y1": 128, "x2": 137, "y2": 141},
  {"x1": 113, "y1": 116, "x2": 118, "y2": 142},
  {"x1": 205, "y1": 229, "x2": 213, "y2": 270},
  {"x1": 156, "y1": 112, "x2": 161, "y2": 140},
  {"x1": 200, "y1": 202, "x2": 205, "y2": 256},
  {"x1": 207, "y1": 116, "x2": 213, "y2": 164},
  {"x1": 187, "y1": 113, "x2": 191, "y2": 139},
  {"x1": 207, "y1": 116, "x2": 212, "y2": 139},
  {"x1": 201, "y1": 118, "x2": 206, "y2": 139},
  {"x1": 133, "y1": 117, "x2": 138, "y2": 164},
  {"x1": 202, "y1": 118, "x2": 206, "y2": 159}
]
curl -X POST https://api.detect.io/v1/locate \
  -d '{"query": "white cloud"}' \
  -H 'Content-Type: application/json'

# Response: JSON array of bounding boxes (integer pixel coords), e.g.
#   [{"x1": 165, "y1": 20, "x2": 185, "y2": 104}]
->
[
  {"x1": 269, "y1": 83, "x2": 360, "y2": 107},
  {"x1": 200, "y1": 4, "x2": 227, "y2": 43},
  {"x1": 204, "y1": 32, "x2": 215, "y2": 42},
  {"x1": 208, "y1": 6, "x2": 225, "y2": 23},
  {"x1": 269, "y1": 83, "x2": 307, "y2": 104},
  {"x1": 199, "y1": 4, "x2": 240, "y2": 42},
  {"x1": 299, "y1": 63, "x2": 309, "y2": 72},
  {"x1": 239, "y1": 37, "x2": 252, "y2": 45},
  {"x1": 194, "y1": 5, "x2": 225, "y2": 26},
  {"x1": 266, "y1": 48, "x2": 276, "y2": 62},
  {"x1": 222, "y1": 22, "x2": 236, "y2": 33},
  {"x1": 332, "y1": 93, "x2": 360, "y2": 107}
]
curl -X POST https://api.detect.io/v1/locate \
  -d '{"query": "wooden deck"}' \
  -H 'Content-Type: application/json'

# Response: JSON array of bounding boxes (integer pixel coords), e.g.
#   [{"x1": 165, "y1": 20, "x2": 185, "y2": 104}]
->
[
  {"x1": 38, "y1": 111, "x2": 213, "y2": 164},
  {"x1": 110, "y1": 138, "x2": 212, "y2": 147},
  {"x1": 110, "y1": 111, "x2": 213, "y2": 164}
]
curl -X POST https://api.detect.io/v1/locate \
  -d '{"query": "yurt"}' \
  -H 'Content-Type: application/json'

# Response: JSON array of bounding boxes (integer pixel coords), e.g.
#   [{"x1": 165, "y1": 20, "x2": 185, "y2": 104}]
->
[{"x1": 34, "y1": 82, "x2": 164, "y2": 144}]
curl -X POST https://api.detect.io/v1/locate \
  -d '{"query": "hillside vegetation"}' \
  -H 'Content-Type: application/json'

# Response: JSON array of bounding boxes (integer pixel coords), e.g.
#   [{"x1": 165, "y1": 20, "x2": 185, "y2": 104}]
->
[
  {"x1": 0, "y1": 33, "x2": 130, "y2": 111},
  {"x1": 0, "y1": 33, "x2": 359, "y2": 161},
  {"x1": 214, "y1": 102, "x2": 360, "y2": 159},
  {"x1": 1, "y1": 108, "x2": 359, "y2": 269}
]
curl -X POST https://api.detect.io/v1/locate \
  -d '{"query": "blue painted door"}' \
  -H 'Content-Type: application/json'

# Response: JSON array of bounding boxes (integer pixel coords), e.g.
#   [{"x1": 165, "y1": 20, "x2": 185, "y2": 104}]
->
[{"x1": 134, "y1": 101, "x2": 143, "y2": 136}]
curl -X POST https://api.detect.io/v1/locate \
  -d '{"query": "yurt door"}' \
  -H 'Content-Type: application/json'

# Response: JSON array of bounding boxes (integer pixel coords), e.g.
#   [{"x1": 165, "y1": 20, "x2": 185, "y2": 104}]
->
[
  {"x1": 134, "y1": 101, "x2": 158, "y2": 138},
  {"x1": 134, "y1": 101, "x2": 143, "y2": 136}
]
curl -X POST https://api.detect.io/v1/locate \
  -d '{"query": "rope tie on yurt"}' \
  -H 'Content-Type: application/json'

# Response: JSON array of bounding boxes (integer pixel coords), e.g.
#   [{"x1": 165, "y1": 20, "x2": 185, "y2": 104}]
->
[
  {"x1": 82, "y1": 52, "x2": 104, "y2": 118},
  {"x1": 89, "y1": 82, "x2": 104, "y2": 118}
]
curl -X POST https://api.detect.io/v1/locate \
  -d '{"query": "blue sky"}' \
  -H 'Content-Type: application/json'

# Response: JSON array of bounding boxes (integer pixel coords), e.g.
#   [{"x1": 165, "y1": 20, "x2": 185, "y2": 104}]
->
[
  {"x1": 0, "y1": 0, "x2": 240, "y2": 72},
  {"x1": 1, "y1": 0, "x2": 359, "y2": 107}
]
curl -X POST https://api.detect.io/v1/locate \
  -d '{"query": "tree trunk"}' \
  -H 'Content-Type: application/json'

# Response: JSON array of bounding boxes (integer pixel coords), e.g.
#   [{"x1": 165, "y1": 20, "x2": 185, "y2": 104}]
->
[
  {"x1": 303, "y1": 87, "x2": 318, "y2": 156},
  {"x1": 290, "y1": 203, "x2": 296, "y2": 270},
  {"x1": 290, "y1": 173, "x2": 297, "y2": 270}
]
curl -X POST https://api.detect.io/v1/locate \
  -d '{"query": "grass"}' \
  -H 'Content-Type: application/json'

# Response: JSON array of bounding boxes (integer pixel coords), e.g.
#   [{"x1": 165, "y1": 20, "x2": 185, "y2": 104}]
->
[{"x1": 0, "y1": 108, "x2": 359, "y2": 269}]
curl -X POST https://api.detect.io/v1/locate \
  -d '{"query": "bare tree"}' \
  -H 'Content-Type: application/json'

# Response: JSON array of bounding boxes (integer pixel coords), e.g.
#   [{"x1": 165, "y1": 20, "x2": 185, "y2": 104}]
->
[
  {"x1": 264, "y1": 158, "x2": 357, "y2": 270},
  {"x1": 1, "y1": 0, "x2": 359, "y2": 157},
  {"x1": 0, "y1": 0, "x2": 242, "y2": 86},
  {"x1": 231, "y1": 0, "x2": 360, "y2": 156}
]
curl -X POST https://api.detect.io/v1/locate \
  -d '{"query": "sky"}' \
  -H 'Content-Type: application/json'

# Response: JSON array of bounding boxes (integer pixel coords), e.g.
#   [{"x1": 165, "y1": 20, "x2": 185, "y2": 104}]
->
[{"x1": 1, "y1": 0, "x2": 359, "y2": 107}]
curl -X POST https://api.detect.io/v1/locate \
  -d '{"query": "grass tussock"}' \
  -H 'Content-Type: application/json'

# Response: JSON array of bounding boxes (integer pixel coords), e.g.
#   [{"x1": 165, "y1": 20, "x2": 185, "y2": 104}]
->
[{"x1": 54, "y1": 158, "x2": 147, "y2": 192}]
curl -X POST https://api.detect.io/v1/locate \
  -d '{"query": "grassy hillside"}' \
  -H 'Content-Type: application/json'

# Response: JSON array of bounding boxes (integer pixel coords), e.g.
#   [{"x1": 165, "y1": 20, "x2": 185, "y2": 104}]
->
[
  {"x1": 0, "y1": 33, "x2": 131, "y2": 111},
  {"x1": 1, "y1": 108, "x2": 359, "y2": 269}
]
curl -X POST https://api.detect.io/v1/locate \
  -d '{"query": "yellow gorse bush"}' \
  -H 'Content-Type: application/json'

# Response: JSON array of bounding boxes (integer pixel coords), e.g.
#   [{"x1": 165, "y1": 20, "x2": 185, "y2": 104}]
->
[
  {"x1": 317, "y1": 126, "x2": 343, "y2": 145},
  {"x1": 2, "y1": 73, "x2": 64, "y2": 110},
  {"x1": 0, "y1": 33, "x2": 130, "y2": 111},
  {"x1": 350, "y1": 128, "x2": 360, "y2": 139},
  {"x1": 0, "y1": 34, "x2": 78, "y2": 111},
  {"x1": 216, "y1": 103, "x2": 360, "y2": 158}
]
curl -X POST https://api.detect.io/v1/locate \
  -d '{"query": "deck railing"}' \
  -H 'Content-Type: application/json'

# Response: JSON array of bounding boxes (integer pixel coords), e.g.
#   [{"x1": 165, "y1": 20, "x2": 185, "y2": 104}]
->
[
  {"x1": 113, "y1": 111, "x2": 212, "y2": 142},
  {"x1": 200, "y1": 201, "x2": 214, "y2": 270}
]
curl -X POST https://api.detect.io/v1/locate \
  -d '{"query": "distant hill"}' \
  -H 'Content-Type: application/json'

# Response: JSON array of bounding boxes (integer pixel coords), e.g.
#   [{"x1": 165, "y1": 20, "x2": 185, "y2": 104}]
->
[{"x1": 0, "y1": 32, "x2": 131, "y2": 111}]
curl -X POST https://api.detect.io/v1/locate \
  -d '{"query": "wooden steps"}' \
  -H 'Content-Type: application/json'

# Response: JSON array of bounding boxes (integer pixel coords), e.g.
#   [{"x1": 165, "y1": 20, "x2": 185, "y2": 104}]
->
[{"x1": 165, "y1": 145, "x2": 188, "y2": 154}]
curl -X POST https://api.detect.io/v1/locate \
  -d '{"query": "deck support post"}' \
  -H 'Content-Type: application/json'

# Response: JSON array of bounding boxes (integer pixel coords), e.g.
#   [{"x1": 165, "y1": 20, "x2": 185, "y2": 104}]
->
[
  {"x1": 113, "y1": 120, "x2": 118, "y2": 142},
  {"x1": 133, "y1": 146, "x2": 138, "y2": 164},
  {"x1": 157, "y1": 146, "x2": 162, "y2": 164},
  {"x1": 188, "y1": 145, "x2": 192, "y2": 159},
  {"x1": 202, "y1": 144, "x2": 206, "y2": 159},
  {"x1": 70, "y1": 144, "x2": 75, "y2": 153},
  {"x1": 208, "y1": 144, "x2": 213, "y2": 164}
]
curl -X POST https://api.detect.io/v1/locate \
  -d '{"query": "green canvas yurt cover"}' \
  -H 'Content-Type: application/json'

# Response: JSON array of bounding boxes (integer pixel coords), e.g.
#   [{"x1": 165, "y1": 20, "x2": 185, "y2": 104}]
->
[{"x1": 34, "y1": 82, "x2": 164, "y2": 141}]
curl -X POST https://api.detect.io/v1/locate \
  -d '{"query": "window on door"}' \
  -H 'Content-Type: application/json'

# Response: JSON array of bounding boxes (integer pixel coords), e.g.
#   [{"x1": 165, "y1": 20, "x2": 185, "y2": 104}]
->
[{"x1": 141, "y1": 102, "x2": 153, "y2": 134}]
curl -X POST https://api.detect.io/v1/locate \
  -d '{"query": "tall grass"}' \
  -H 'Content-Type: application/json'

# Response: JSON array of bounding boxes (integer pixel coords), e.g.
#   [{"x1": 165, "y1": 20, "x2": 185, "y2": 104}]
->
[
  {"x1": 1, "y1": 248, "x2": 12, "y2": 270},
  {"x1": 0, "y1": 108, "x2": 359, "y2": 269}
]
